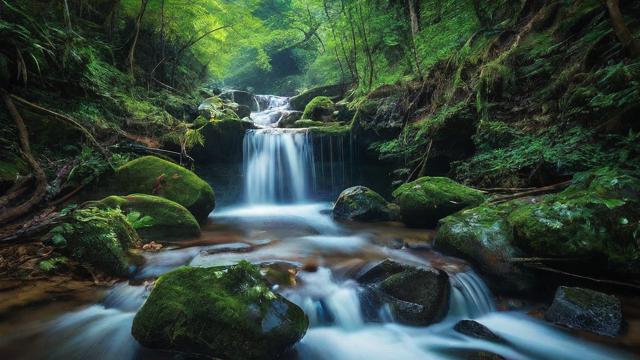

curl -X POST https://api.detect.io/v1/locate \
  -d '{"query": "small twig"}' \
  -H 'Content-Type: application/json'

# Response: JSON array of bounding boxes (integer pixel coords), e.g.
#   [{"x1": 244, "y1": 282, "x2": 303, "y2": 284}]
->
[{"x1": 524, "y1": 263, "x2": 640, "y2": 291}]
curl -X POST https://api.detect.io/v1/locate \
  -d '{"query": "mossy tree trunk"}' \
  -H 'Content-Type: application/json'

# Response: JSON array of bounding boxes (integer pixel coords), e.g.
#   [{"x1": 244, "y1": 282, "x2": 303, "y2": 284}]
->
[{"x1": 127, "y1": 0, "x2": 150, "y2": 79}]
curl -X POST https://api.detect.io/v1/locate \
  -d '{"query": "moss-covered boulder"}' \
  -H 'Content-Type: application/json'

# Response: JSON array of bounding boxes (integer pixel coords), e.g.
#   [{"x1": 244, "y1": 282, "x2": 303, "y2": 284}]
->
[
  {"x1": 219, "y1": 90, "x2": 259, "y2": 111},
  {"x1": 357, "y1": 259, "x2": 450, "y2": 326},
  {"x1": 95, "y1": 194, "x2": 200, "y2": 240},
  {"x1": 105, "y1": 156, "x2": 215, "y2": 222},
  {"x1": 289, "y1": 83, "x2": 347, "y2": 111},
  {"x1": 393, "y1": 177, "x2": 486, "y2": 228},
  {"x1": 333, "y1": 186, "x2": 398, "y2": 222},
  {"x1": 545, "y1": 286, "x2": 622, "y2": 337},
  {"x1": 56, "y1": 207, "x2": 140, "y2": 277},
  {"x1": 434, "y1": 201, "x2": 535, "y2": 294},
  {"x1": 131, "y1": 262, "x2": 308, "y2": 359},
  {"x1": 508, "y1": 167, "x2": 640, "y2": 273},
  {"x1": 302, "y1": 96, "x2": 335, "y2": 122},
  {"x1": 278, "y1": 111, "x2": 303, "y2": 128}
]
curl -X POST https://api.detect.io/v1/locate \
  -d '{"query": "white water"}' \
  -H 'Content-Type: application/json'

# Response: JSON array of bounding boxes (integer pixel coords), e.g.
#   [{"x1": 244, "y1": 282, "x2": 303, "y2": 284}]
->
[
  {"x1": 243, "y1": 128, "x2": 315, "y2": 204},
  {"x1": 1, "y1": 94, "x2": 635, "y2": 360},
  {"x1": 252, "y1": 95, "x2": 293, "y2": 126}
]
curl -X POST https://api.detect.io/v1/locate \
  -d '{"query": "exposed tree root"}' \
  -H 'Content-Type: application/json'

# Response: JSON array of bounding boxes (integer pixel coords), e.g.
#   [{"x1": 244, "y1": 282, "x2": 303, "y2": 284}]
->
[
  {"x1": 523, "y1": 263, "x2": 640, "y2": 291},
  {"x1": 9, "y1": 94, "x2": 113, "y2": 168},
  {"x1": 490, "y1": 180, "x2": 571, "y2": 203},
  {"x1": 0, "y1": 90, "x2": 48, "y2": 225}
]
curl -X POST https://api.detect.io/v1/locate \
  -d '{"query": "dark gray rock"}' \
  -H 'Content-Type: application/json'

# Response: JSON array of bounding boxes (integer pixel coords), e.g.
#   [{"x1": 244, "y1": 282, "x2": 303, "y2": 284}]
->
[
  {"x1": 545, "y1": 286, "x2": 622, "y2": 337},
  {"x1": 220, "y1": 90, "x2": 259, "y2": 111},
  {"x1": 454, "y1": 320, "x2": 505, "y2": 343},
  {"x1": 289, "y1": 83, "x2": 349, "y2": 111},
  {"x1": 332, "y1": 186, "x2": 397, "y2": 222},
  {"x1": 357, "y1": 259, "x2": 450, "y2": 326}
]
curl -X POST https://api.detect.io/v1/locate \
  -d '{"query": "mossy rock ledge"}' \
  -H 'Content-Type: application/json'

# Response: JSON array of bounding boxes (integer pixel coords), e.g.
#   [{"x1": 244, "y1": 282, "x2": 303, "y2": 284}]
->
[
  {"x1": 131, "y1": 262, "x2": 308, "y2": 360},
  {"x1": 393, "y1": 176, "x2": 486, "y2": 228},
  {"x1": 302, "y1": 96, "x2": 335, "y2": 122},
  {"x1": 104, "y1": 156, "x2": 215, "y2": 223},
  {"x1": 333, "y1": 186, "x2": 398, "y2": 222},
  {"x1": 95, "y1": 194, "x2": 200, "y2": 240}
]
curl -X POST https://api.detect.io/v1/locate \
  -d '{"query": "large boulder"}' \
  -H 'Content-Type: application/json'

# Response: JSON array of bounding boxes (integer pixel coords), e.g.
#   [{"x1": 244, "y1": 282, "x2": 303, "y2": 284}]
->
[
  {"x1": 393, "y1": 177, "x2": 486, "y2": 228},
  {"x1": 220, "y1": 90, "x2": 259, "y2": 112},
  {"x1": 508, "y1": 167, "x2": 640, "y2": 274},
  {"x1": 103, "y1": 156, "x2": 215, "y2": 223},
  {"x1": 351, "y1": 91, "x2": 406, "y2": 147},
  {"x1": 434, "y1": 202, "x2": 535, "y2": 294},
  {"x1": 52, "y1": 207, "x2": 140, "y2": 277},
  {"x1": 302, "y1": 96, "x2": 335, "y2": 122},
  {"x1": 545, "y1": 286, "x2": 622, "y2": 337},
  {"x1": 131, "y1": 262, "x2": 308, "y2": 359},
  {"x1": 94, "y1": 194, "x2": 200, "y2": 240},
  {"x1": 357, "y1": 259, "x2": 449, "y2": 326},
  {"x1": 289, "y1": 83, "x2": 348, "y2": 111},
  {"x1": 333, "y1": 186, "x2": 398, "y2": 222}
]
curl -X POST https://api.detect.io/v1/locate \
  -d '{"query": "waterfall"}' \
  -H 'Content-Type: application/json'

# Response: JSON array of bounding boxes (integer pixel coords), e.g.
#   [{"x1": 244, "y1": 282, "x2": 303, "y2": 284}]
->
[
  {"x1": 252, "y1": 95, "x2": 291, "y2": 126},
  {"x1": 243, "y1": 128, "x2": 315, "y2": 204}
]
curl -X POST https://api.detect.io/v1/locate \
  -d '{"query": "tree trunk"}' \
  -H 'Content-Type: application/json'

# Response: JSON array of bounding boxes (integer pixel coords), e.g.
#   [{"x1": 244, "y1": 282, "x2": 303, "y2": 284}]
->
[
  {"x1": 407, "y1": 0, "x2": 420, "y2": 35},
  {"x1": 355, "y1": 1, "x2": 374, "y2": 90},
  {"x1": 605, "y1": 0, "x2": 640, "y2": 58},
  {"x1": 0, "y1": 90, "x2": 48, "y2": 225},
  {"x1": 127, "y1": 0, "x2": 149, "y2": 79}
]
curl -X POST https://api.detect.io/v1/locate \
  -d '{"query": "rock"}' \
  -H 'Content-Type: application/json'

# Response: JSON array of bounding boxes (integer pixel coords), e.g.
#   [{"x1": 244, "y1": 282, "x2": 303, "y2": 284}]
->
[
  {"x1": 332, "y1": 186, "x2": 397, "y2": 222},
  {"x1": 103, "y1": 156, "x2": 215, "y2": 223},
  {"x1": 292, "y1": 119, "x2": 325, "y2": 128},
  {"x1": 190, "y1": 118, "x2": 256, "y2": 164},
  {"x1": 545, "y1": 286, "x2": 622, "y2": 337},
  {"x1": 508, "y1": 167, "x2": 640, "y2": 274},
  {"x1": 335, "y1": 100, "x2": 355, "y2": 122},
  {"x1": 393, "y1": 176, "x2": 486, "y2": 228},
  {"x1": 94, "y1": 194, "x2": 200, "y2": 240},
  {"x1": 302, "y1": 96, "x2": 335, "y2": 122},
  {"x1": 131, "y1": 262, "x2": 308, "y2": 359},
  {"x1": 61, "y1": 207, "x2": 141, "y2": 276},
  {"x1": 434, "y1": 202, "x2": 535, "y2": 294},
  {"x1": 234, "y1": 104, "x2": 252, "y2": 118},
  {"x1": 220, "y1": 90, "x2": 259, "y2": 111},
  {"x1": 357, "y1": 259, "x2": 450, "y2": 326},
  {"x1": 198, "y1": 96, "x2": 224, "y2": 119},
  {"x1": 289, "y1": 83, "x2": 348, "y2": 111},
  {"x1": 351, "y1": 91, "x2": 406, "y2": 147},
  {"x1": 278, "y1": 111, "x2": 303, "y2": 128},
  {"x1": 454, "y1": 320, "x2": 505, "y2": 343}
]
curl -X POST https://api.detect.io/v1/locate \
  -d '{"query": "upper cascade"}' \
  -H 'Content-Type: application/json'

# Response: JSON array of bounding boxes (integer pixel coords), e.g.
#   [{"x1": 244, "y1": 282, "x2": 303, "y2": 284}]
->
[{"x1": 251, "y1": 95, "x2": 294, "y2": 127}]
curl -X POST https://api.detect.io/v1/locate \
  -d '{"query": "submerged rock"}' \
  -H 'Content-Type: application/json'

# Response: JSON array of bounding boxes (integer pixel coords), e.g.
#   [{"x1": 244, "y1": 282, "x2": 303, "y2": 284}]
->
[
  {"x1": 302, "y1": 96, "x2": 335, "y2": 122},
  {"x1": 94, "y1": 194, "x2": 200, "y2": 240},
  {"x1": 333, "y1": 186, "x2": 398, "y2": 222},
  {"x1": 103, "y1": 156, "x2": 215, "y2": 223},
  {"x1": 393, "y1": 176, "x2": 486, "y2": 228},
  {"x1": 454, "y1": 320, "x2": 505, "y2": 343},
  {"x1": 132, "y1": 262, "x2": 308, "y2": 359},
  {"x1": 357, "y1": 259, "x2": 449, "y2": 326},
  {"x1": 545, "y1": 286, "x2": 622, "y2": 337},
  {"x1": 60, "y1": 207, "x2": 141, "y2": 276}
]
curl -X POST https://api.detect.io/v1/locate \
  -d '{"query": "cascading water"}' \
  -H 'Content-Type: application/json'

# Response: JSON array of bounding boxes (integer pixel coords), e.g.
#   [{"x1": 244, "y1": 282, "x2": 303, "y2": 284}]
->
[
  {"x1": 243, "y1": 128, "x2": 316, "y2": 204},
  {"x1": 1, "y1": 92, "x2": 635, "y2": 360},
  {"x1": 251, "y1": 95, "x2": 293, "y2": 126}
]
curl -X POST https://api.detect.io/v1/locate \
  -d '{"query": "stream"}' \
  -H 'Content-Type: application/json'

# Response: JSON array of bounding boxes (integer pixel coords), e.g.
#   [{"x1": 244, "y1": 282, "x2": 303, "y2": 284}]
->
[{"x1": 0, "y1": 97, "x2": 635, "y2": 360}]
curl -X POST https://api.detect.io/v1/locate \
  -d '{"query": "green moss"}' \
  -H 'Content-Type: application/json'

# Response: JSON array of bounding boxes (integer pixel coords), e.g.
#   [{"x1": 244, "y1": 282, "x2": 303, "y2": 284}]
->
[
  {"x1": 0, "y1": 158, "x2": 26, "y2": 182},
  {"x1": 95, "y1": 194, "x2": 200, "y2": 240},
  {"x1": 333, "y1": 186, "x2": 396, "y2": 222},
  {"x1": 132, "y1": 262, "x2": 308, "y2": 359},
  {"x1": 38, "y1": 256, "x2": 68, "y2": 273},
  {"x1": 292, "y1": 119, "x2": 325, "y2": 128},
  {"x1": 106, "y1": 156, "x2": 215, "y2": 222},
  {"x1": 508, "y1": 167, "x2": 640, "y2": 267},
  {"x1": 53, "y1": 207, "x2": 140, "y2": 277},
  {"x1": 302, "y1": 96, "x2": 335, "y2": 122},
  {"x1": 307, "y1": 122, "x2": 351, "y2": 136},
  {"x1": 393, "y1": 177, "x2": 486, "y2": 227}
]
